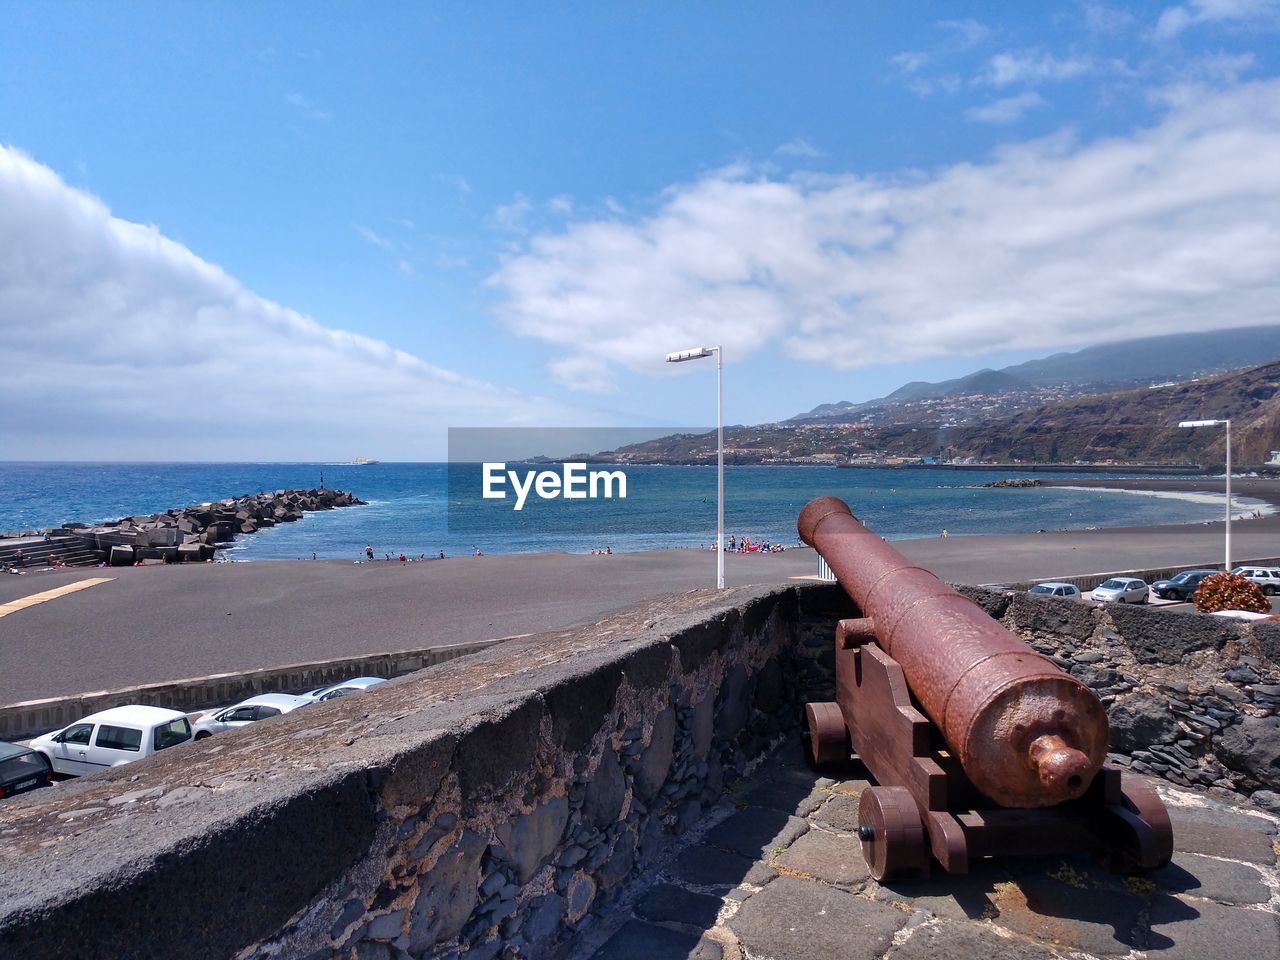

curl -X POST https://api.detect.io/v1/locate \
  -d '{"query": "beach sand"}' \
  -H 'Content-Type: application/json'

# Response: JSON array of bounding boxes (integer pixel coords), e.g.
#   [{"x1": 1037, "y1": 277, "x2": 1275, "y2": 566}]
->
[{"x1": 2, "y1": 474, "x2": 1277, "y2": 704}]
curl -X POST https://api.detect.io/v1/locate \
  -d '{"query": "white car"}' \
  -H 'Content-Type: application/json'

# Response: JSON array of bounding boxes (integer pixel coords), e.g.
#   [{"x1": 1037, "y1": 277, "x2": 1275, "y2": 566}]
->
[
  {"x1": 300, "y1": 677, "x2": 386, "y2": 703},
  {"x1": 1090, "y1": 577, "x2": 1149, "y2": 604},
  {"x1": 1231, "y1": 566, "x2": 1280, "y2": 596},
  {"x1": 1028, "y1": 582, "x2": 1081, "y2": 599},
  {"x1": 192, "y1": 693, "x2": 311, "y2": 740},
  {"x1": 30, "y1": 705, "x2": 192, "y2": 777}
]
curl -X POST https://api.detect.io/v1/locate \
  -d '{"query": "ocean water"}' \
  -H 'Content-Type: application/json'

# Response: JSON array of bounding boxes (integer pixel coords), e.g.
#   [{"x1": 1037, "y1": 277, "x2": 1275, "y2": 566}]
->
[{"x1": 0, "y1": 462, "x2": 1263, "y2": 560}]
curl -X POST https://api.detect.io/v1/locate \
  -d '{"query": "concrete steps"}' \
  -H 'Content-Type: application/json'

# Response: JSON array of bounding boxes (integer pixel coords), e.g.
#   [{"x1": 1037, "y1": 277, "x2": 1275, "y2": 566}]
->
[{"x1": 0, "y1": 536, "x2": 104, "y2": 568}]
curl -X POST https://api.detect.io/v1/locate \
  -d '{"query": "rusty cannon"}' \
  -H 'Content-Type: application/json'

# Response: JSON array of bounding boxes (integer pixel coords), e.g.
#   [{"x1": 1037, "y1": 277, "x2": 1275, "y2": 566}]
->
[{"x1": 798, "y1": 496, "x2": 1172, "y2": 880}]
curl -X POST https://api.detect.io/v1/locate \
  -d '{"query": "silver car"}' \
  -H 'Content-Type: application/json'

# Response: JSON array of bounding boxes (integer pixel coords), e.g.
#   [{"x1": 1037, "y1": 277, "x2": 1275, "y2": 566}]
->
[
  {"x1": 192, "y1": 693, "x2": 311, "y2": 740},
  {"x1": 1028, "y1": 582, "x2": 1081, "y2": 599},
  {"x1": 1231, "y1": 566, "x2": 1280, "y2": 596},
  {"x1": 1090, "y1": 577, "x2": 1149, "y2": 604},
  {"x1": 300, "y1": 677, "x2": 387, "y2": 703}
]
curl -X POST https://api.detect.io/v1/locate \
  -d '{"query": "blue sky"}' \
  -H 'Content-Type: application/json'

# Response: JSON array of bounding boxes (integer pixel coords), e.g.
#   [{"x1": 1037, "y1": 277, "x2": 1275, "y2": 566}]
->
[{"x1": 2, "y1": 2, "x2": 1279, "y2": 458}]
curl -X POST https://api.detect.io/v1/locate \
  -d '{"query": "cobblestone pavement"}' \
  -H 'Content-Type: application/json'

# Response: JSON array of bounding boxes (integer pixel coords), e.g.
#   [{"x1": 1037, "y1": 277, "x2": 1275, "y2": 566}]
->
[{"x1": 581, "y1": 744, "x2": 1280, "y2": 960}]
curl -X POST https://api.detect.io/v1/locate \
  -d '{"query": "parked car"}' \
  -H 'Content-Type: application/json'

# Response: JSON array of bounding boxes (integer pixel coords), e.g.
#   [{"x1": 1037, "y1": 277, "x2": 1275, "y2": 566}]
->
[
  {"x1": 1231, "y1": 566, "x2": 1280, "y2": 596},
  {"x1": 300, "y1": 677, "x2": 387, "y2": 703},
  {"x1": 191, "y1": 693, "x2": 312, "y2": 739},
  {"x1": 1090, "y1": 577, "x2": 1149, "y2": 604},
  {"x1": 1028, "y1": 582, "x2": 1081, "y2": 599},
  {"x1": 1150, "y1": 569, "x2": 1218, "y2": 601},
  {"x1": 0, "y1": 741, "x2": 53, "y2": 799},
  {"x1": 29, "y1": 706, "x2": 192, "y2": 777}
]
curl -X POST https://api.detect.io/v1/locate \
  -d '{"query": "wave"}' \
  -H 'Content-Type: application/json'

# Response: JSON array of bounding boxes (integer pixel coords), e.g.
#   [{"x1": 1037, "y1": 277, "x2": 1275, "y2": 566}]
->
[{"x1": 1051, "y1": 485, "x2": 1275, "y2": 520}]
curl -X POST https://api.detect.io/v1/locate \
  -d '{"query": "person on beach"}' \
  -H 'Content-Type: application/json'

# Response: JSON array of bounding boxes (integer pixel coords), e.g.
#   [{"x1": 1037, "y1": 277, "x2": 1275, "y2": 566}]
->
[
  {"x1": 439, "y1": 549, "x2": 445, "y2": 559},
  {"x1": 14, "y1": 547, "x2": 23, "y2": 567},
  {"x1": 364, "y1": 544, "x2": 374, "y2": 561}
]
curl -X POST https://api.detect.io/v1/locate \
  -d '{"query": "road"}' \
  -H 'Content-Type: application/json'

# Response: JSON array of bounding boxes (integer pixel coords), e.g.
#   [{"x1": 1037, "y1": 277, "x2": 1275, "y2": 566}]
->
[{"x1": 3, "y1": 508, "x2": 1279, "y2": 705}]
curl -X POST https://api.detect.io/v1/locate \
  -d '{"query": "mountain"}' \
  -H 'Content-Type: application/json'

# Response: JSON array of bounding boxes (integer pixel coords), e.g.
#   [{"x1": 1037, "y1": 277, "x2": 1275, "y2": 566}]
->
[
  {"x1": 870, "y1": 358, "x2": 1280, "y2": 465},
  {"x1": 789, "y1": 323, "x2": 1280, "y2": 424},
  {"x1": 883, "y1": 368, "x2": 1031, "y2": 404},
  {"x1": 601, "y1": 357, "x2": 1280, "y2": 467}
]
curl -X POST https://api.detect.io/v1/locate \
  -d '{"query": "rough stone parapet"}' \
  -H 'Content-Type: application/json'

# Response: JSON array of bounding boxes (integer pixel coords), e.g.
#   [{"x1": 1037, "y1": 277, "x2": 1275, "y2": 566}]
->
[{"x1": 0, "y1": 583, "x2": 843, "y2": 960}]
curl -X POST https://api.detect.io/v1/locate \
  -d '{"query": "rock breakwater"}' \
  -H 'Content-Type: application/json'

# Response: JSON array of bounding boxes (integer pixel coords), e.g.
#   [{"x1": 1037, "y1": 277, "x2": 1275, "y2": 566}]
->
[{"x1": 59, "y1": 489, "x2": 365, "y2": 564}]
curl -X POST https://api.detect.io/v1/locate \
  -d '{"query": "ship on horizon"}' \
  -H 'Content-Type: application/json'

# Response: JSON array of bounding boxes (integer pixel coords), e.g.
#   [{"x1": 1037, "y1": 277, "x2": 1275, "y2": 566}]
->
[{"x1": 351, "y1": 457, "x2": 379, "y2": 465}]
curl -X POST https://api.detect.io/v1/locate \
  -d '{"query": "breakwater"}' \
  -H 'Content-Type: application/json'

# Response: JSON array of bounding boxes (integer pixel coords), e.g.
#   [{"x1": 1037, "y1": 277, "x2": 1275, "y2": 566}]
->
[{"x1": 1, "y1": 489, "x2": 364, "y2": 567}]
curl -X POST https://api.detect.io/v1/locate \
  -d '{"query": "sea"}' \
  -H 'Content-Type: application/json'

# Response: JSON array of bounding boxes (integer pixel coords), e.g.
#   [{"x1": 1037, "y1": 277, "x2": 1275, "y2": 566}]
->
[{"x1": 0, "y1": 462, "x2": 1265, "y2": 561}]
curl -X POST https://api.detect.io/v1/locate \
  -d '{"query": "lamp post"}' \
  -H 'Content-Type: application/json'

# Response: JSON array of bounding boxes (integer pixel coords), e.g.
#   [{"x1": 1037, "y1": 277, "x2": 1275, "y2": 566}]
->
[
  {"x1": 666, "y1": 345, "x2": 724, "y2": 589},
  {"x1": 1179, "y1": 419, "x2": 1232, "y2": 570}
]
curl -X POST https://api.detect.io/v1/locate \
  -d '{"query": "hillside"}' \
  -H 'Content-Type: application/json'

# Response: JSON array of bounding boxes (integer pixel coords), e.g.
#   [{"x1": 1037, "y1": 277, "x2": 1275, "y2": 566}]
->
[
  {"x1": 603, "y1": 358, "x2": 1280, "y2": 467},
  {"x1": 882, "y1": 359, "x2": 1280, "y2": 465},
  {"x1": 789, "y1": 323, "x2": 1280, "y2": 425}
]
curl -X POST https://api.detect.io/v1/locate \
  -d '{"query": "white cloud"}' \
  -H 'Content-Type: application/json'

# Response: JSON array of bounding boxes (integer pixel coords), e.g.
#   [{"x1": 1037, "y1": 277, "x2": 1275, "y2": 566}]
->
[
  {"x1": 1155, "y1": 0, "x2": 1279, "y2": 38},
  {"x1": 0, "y1": 147, "x2": 579, "y2": 458},
  {"x1": 548, "y1": 355, "x2": 619, "y2": 395},
  {"x1": 489, "y1": 80, "x2": 1280, "y2": 384},
  {"x1": 548, "y1": 195, "x2": 574, "y2": 215},
  {"x1": 775, "y1": 139, "x2": 823, "y2": 158},
  {"x1": 934, "y1": 19, "x2": 994, "y2": 48},
  {"x1": 1083, "y1": 3, "x2": 1137, "y2": 34},
  {"x1": 494, "y1": 194, "x2": 533, "y2": 233},
  {"x1": 980, "y1": 50, "x2": 1094, "y2": 86},
  {"x1": 356, "y1": 225, "x2": 393, "y2": 249},
  {"x1": 891, "y1": 51, "x2": 930, "y2": 74},
  {"x1": 966, "y1": 92, "x2": 1047, "y2": 124},
  {"x1": 285, "y1": 91, "x2": 331, "y2": 121}
]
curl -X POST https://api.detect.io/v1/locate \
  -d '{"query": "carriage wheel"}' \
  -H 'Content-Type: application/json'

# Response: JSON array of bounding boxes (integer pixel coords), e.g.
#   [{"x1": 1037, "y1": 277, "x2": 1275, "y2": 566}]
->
[
  {"x1": 802, "y1": 701, "x2": 850, "y2": 770},
  {"x1": 858, "y1": 786, "x2": 927, "y2": 881}
]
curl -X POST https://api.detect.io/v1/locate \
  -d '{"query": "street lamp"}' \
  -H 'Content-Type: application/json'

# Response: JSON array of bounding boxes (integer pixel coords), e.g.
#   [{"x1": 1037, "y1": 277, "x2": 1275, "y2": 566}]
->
[
  {"x1": 666, "y1": 345, "x2": 724, "y2": 589},
  {"x1": 1179, "y1": 418, "x2": 1232, "y2": 570}
]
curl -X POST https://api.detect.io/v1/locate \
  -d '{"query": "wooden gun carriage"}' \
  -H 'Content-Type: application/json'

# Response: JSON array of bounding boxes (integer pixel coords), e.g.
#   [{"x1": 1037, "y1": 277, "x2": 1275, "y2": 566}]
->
[{"x1": 798, "y1": 497, "x2": 1173, "y2": 881}]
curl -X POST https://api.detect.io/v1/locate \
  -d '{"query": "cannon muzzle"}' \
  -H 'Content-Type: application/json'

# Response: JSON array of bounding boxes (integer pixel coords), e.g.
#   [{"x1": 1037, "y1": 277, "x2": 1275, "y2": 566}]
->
[{"x1": 799, "y1": 496, "x2": 1108, "y2": 808}]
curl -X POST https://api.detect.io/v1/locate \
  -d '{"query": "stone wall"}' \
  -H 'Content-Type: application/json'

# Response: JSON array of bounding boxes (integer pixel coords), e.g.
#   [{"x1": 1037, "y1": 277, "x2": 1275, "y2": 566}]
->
[
  {"x1": 960, "y1": 586, "x2": 1280, "y2": 811},
  {"x1": 0, "y1": 583, "x2": 851, "y2": 960}
]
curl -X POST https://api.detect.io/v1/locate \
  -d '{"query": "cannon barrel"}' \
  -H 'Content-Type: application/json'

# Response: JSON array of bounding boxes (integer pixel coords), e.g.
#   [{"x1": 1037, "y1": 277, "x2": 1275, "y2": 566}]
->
[{"x1": 798, "y1": 496, "x2": 1108, "y2": 808}]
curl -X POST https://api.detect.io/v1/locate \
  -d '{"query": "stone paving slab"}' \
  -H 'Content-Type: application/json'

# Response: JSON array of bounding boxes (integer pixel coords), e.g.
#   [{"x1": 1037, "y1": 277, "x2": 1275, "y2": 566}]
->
[
  {"x1": 727, "y1": 876, "x2": 907, "y2": 960},
  {"x1": 773, "y1": 826, "x2": 870, "y2": 888},
  {"x1": 1147, "y1": 895, "x2": 1280, "y2": 959},
  {"x1": 635, "y1": 883, "x2": 725, "y2": 929},
  {"x1": 990, "y1": 871, "x2": 1147, "y2": 955},
  {"x1": 811, "y1": 794, "x2": 861, "y2": 832},
  {"x1": 700, "y1": 807, "x2": 809, "y2": 861},
  {"x1": 667, "y1": 843, "x2": 778, "y2": 890},
  {"x1": 582, "y1": 745, "x2": 1280, "y2": 960},
  {"x1": 740, "y1": 779, "x2": 828, "y2": 818},
  {"x1": 589, "y1": 919, "x2": 724, "y2": 960},
  {"x1": 1152, "y1": 851, "x2": 1272, "y2": 904},
  {"x1": 884, "y1": 919, "x2": 1069, "y2": 960},
  {"x1": 1164, "y1": 817, "x2": 1278, "y2": 864}
]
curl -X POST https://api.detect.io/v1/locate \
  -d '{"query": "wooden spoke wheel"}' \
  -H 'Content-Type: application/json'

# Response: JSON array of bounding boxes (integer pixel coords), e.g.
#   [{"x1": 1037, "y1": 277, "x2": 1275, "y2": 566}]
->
[
  {"x1": 858, "y1": 786, "x2": 927, "y2": 881},
  {"x1": 803, "y1": 701, "x2": 850, "y2": 770}
]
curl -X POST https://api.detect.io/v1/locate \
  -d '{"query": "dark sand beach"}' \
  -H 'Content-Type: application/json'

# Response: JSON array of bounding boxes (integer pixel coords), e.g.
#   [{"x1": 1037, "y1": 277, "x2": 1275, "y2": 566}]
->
[{"x1": 3, "y1": 474, "x2": 1278, "y2": 704}]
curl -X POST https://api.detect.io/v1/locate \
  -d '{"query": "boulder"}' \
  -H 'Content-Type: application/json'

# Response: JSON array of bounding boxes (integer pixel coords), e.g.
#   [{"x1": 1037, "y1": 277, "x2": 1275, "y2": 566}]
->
[
  {"x1": 1108, "y1": 691, "x2": 1179, "y2": 752},
  {"x1": 1215, "y1": 716, "x2": 1280, "y2": 789},
  {"x1": 108, "y1": 545, "x2": 135, "y2": 566}
]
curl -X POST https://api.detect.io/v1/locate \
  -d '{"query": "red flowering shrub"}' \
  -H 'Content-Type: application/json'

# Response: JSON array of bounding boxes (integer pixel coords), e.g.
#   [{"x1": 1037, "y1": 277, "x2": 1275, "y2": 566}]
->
[{"x1": 1192, "y1": 572, "x2": 1270, "y2": 614}]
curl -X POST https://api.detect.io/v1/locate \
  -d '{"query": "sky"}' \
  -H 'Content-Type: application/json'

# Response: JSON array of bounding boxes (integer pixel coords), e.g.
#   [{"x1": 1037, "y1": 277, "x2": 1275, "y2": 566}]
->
[{"x1": 2, "y1": 2, "x2": 1279, "y2": 459}]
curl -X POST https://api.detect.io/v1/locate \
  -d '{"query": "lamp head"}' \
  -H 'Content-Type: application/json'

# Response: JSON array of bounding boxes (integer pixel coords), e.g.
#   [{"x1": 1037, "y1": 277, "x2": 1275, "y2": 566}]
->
[{"x1": 666, "y1": 347, "x2": 714, "y2": 363}]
